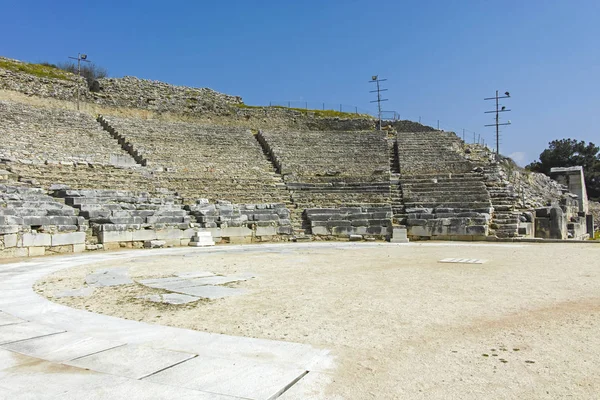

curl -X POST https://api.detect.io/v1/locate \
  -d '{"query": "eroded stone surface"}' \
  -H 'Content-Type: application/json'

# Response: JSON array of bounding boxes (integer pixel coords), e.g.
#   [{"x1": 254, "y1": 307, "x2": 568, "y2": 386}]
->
[
  {"x1": 137, "y1": 294, "x2": 201, "y2": 305},
  {"x1": 85, "y1": 268, "x2": 133, "y2": 287}
]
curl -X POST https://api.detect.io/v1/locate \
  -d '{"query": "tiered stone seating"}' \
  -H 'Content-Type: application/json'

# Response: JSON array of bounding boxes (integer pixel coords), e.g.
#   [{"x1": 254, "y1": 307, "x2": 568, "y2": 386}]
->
[
  {"x1": 55, "y1": 188, "x2": 190, "y2": 228},
  {"x1": 0, "y1": 184, "x2": 87, "y2": 257},
  {"x1": 258, "y1": 130, "x2": 392, "y2": 236},
  {"x1": 0, "y1": 184, "x2": 84, "y2": 233},
  {"x1": 0, "y1": 101, "x2": 134, "y2": 165},
  {"x1": 259, "y1": 130, "x2": 390, "y2": 184},
  {"x1": 4, "y1": 161, "x2": 157, "y2": 192},
  {"x1": 396, "y1": 131, "x2": 491, "y2": 239},
  {"x1": 397, "y1": 131, "x2": 473, "y2": 175},
  {"x1": 100, "y1": 116, "x2": 289, "y2": 204}
]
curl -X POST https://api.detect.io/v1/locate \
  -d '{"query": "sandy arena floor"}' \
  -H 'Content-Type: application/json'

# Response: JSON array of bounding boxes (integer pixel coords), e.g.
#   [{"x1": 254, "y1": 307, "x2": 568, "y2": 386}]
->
[{"x1": 35, "y1": 242, "x2": 600, "y2": 399}]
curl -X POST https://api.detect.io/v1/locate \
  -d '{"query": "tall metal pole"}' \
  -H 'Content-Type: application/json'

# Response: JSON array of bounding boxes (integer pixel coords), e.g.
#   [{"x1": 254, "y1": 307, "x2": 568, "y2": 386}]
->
[
  {"x1": 485, "y1": 90, "x2": 511, "y2": 156},
  {"x1": 68, "y1": 53, "x2": 90, "y2": 111},
  {"x1": 369, "y1": 76, "x2": 388, "y2": 130},
  {"x1": 495, "y1": 90, "x2": 499, "y2": 154}
]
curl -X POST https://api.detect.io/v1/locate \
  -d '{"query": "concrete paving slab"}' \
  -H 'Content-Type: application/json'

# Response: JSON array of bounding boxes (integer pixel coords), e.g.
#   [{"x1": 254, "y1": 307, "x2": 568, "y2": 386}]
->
[
  {"x1": 85, "y1": 268, "x2": 133, "y2": 287},
  {"x1": 439, "y1": 258, "x2": 487, "y2": 264},
  {"x1": 65, "y1": 344, "x2": 196, "y2": 379},
  {"x1": 65, "y1": 378, "x2": 246, "y2": 400},
  {"x1": 174, "y1": 271, "x2": 216, "y2": 279},
  {"x1": 137, "y1": 293, "x2": 201, "y2": 305},
  {"x1": 0, "y1": 359, "x2": 129, "y2": 395},
  {"x1": 173, "y1": 285, "x2": 247, "y2": 299},
  {"x1": 185, "y1": 274, "x2": 255, "y2": 286},
  {"x1": 2, "y1": 331, "x2": 123, "y2": 363},
  {"x1": 0, "y1": 311, "x2": 26, "y2": 326},
  {"x1": 0, "y1": 348, "x2": 39, "y2": 370},
  {"x1": 0, "y1": 322, "x2": 64, "y2": 345},
  {"x1": 277, "y1": 371, "x2": 340, "y2": 399},
  {"x1": 137, "y1": 276, "x2": 189, "y2": 285},
  {"x1": 53, "y1": 287, "x2": 95, "y2": 298},
  {"x1": 145, "y1": 355, "x2": 308, "y2": 400}
]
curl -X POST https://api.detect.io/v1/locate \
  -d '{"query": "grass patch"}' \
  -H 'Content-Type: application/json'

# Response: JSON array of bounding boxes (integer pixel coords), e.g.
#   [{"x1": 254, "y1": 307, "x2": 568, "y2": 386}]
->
[
  {"x1": 0, "y1": 58, "x2": 73, "y2": 80},
  {"x1": 235, "y1": 103, "x2": 372, "y2": 119}
]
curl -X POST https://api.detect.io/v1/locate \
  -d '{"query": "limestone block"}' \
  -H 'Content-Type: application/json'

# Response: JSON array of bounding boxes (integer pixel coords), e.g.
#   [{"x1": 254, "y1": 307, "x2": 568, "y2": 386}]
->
[
  {"x1": 220, "y1": 227, "x2": 252, "y2": 238},
  {"x1": 311, "y1": 226, "x2": 329, "y2": 235},
  {"x1": 465, "y1": 225, "x2": 488, "y2": 236},
  {"x1": 3, "y1": 234, "x2": 18, "y2": 248},
  {"x1": 156, "y1": 229, "x2": 183, "y2": 240},
  {"x1": 144, "y1": 240, "x2": 166, "y2": 248},
  {"x1": 22, "y1": 233, "x2": 52, "y2": 247},
  {"x1": 51, "y1": 232, "x2": 86, "y2": 246},
  {"x1": 349, "y1": 234, "x2": 362, "y2": 241},
  {"x1": 0, "y1": 225, "x2": 19, "y2": 234},
  {"x1": 73, "y1": 243, "x2": 86, "y2": 253},
  {"x1": 408, "y1": 225, "x2": 432, "y2": 237},
  {"x1": 28, "y1": 247, "x2": 46, "y2": 257},
  {"x1": 98, "y1": 231, "x2": 133, "y2": 243},
  {"x1": 276, "y1": 226, "x2": 293, "y2": 235},
  {"x1": 390, "y1": 227, "x2": 409, "y2": 243},
  {"x1": 131, "y1": 230, "x2": 158, "y2": 241},
  {"x1": 256, "y1": 226, "x2": 277, "y2": 236}
]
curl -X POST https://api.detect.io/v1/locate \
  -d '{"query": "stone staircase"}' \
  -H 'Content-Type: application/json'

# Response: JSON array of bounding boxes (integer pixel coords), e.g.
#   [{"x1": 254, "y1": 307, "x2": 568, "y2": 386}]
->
[
  {"x1": 396, "y1": 131, "x2": 492, "y2": 239},
  {"x1": 388, "y1": 137, "x2": 405, "y2": 224},
  {"x1": 483, "y1": 165, "x2": 522, "y2": 238}
]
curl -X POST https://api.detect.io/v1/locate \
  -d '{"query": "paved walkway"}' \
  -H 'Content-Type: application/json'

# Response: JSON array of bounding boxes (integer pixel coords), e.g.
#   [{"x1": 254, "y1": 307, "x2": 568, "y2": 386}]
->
[{"x1": 0, "y1": 246, "x2": 336, "y2": 399}]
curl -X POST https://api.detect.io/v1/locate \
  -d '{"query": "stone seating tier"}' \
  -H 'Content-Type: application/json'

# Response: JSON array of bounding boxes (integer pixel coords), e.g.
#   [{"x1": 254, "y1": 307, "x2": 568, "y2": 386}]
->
[
  {"x1": 0, "y1": 101, "x2": 134, "y2": 165},
  {"x1": 185, "y1": 201, "x2": 292, "y2": 234},
  {"x1": 0, "y1": 184, "x2": 86, "y2": 236},
  {"x1": 4, "y1": 162, "x2": 158, "y2": 192},
  {"x1": 258, "y1": 130, "x2": 389, "y2": 182},
  {"x1": 396, "y1": 131, "x2": 473, "y2": 175},
  {"x1": 304, "y1": 206, "x2": 393, "y2": 237},
  {"x1": 101, "y1": 116, "x2": 287, "y2": 204}
]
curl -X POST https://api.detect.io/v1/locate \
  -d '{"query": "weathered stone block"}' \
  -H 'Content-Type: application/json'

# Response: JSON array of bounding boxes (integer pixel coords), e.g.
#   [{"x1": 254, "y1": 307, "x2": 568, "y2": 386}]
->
[
  {"x1": 131, "y1": 230, "x2": 158, "y2": 241},
  {"x1": 98, "y1": 231, "x2": 133, "y2": 243},
  {"x1": 465, "y1": 225, "x2": 488, "y2": 236},
  {"x1": 156, "y1": 229, "x2": 183, "y2": 240},
  {"x1": 3, "y1": 234, "x2": 18, "y2": 248},
  {"x1": 221, "y1": 227, "x2": 252, "y2": 237},
  {"x1": 51, "y1": 232, "x2": 86, "y2": 246},
  {"x1": 22, "y1": 233, "x2": 52, "y2": 247},
  {"x1": 28, "y1": 247, "x2": 45, "y2": 257},
  {"x1": 73, "y1": 243, "x2": 86, "y2": 253},
  {"x1": 144, "y1": 240, "x2": 166, "y2": 248},
  {"x1": 256, "y1": 226, "x2": 277, "y2": 236},
  {"x1": 311, "y1": 226, "x2": 329, "y2": 235}
]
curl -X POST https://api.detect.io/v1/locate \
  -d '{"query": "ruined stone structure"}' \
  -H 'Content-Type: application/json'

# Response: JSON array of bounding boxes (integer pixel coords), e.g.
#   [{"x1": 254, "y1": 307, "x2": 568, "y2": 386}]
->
[{"x1": 0, "y1": 57, "x2": 595, "y2": 256}]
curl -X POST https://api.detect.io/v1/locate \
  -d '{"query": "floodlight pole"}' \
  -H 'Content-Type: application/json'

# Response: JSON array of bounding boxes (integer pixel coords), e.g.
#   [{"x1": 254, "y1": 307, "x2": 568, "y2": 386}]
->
[
  {"x1": 68, "y1": 53, "x2": 90, "y2": 111},
  {"x1": 369, "y1": 76, "x2": 388, "y2": 130},
  {"x1": 484, "y1": 90, "x2": 511, "y2": 156}
]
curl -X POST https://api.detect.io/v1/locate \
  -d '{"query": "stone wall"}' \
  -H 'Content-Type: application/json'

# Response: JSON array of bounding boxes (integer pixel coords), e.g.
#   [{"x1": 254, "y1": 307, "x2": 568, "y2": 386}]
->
[
  {"x1": 92, "y1": 76, "x2": 241, "y2": 116},
  {"x1": 0, "y1": 57, "x2": 376, "y2": 131},
  {"x1": 0, "y1": 184, "x2": 87, "y2": 258},
  {"x1": 305, "y1": 206, "x2": 393, "y2": 239},
  {"x1": 185, "y1": 200, "x2": 293, "y2": 243}
]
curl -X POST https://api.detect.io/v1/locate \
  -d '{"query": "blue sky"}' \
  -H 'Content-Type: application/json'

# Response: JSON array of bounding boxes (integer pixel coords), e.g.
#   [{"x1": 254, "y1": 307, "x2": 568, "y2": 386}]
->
[{"x1": 1, "y1": 1, "x2": 598, "y2": 165}]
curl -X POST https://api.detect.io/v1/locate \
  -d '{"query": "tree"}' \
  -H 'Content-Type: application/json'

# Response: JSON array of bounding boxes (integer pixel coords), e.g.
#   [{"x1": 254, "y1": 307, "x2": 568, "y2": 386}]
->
[
  {"x1": 56, "y1": 61, "x2": 108, "y2": 89},
  {"x1": 526, "y1": 139, "x2": 600, "y2": 201}
]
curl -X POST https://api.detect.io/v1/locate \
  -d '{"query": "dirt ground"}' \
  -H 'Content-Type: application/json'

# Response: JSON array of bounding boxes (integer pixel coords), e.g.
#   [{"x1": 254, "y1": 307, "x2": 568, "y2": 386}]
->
[{"x1": 35, "y1": 242, "x2": 600, "y2": 399}]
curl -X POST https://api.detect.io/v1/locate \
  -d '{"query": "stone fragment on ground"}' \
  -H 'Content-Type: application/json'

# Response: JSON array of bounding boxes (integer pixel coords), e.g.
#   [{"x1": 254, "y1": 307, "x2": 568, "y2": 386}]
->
[
  {"x1": 85, "y1": 268, "x2": 133, "y2": 287},
  {"x1": 137, "y1": 293, "x2": 201, "y2": 305}
]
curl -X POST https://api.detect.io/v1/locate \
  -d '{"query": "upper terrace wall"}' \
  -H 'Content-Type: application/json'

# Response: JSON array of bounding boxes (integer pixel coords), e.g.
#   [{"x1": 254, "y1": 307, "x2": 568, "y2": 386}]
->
[{"x1": 0, "y1": 57, "x2": 378, "y2": 131}]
